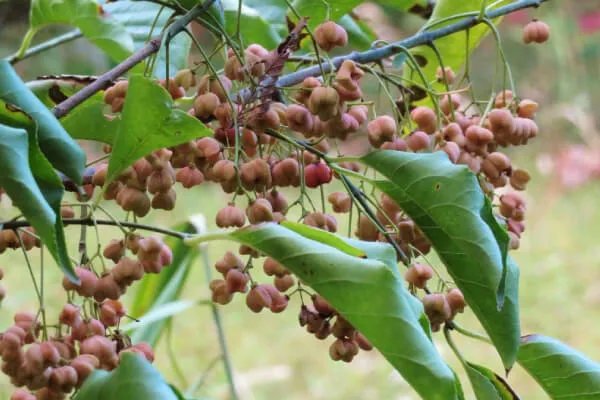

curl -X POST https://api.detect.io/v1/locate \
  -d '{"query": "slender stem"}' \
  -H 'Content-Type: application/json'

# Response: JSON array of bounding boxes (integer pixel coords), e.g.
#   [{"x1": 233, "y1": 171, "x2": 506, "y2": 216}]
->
[
  {"x1": 450, "y1": 321, "x2": 492, "y2": 344},
  {"x1": 166, "y1": 319, "x2": 188, "y2": 386},
  {"x1": 200, "y1": 248, "x2": 239, "y2": 400},
  {"x1": 12, "y1": 28, "x2": 37, "y2": 63},
  {"x1": 7, "y1": 29, "x2": 83, "y2": 65},
  {"x1": 185, "y1": 355, "x2": 223, "y2": 396},
  {"x1": 444, "y1": 324, "x2": 468, "y2": 367}
]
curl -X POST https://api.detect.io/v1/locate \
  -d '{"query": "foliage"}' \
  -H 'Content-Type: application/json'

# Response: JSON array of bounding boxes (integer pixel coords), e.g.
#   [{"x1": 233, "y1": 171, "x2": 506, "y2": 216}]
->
[{"x1": 2, "y1": 0, "x2": 596, "y2": 400}]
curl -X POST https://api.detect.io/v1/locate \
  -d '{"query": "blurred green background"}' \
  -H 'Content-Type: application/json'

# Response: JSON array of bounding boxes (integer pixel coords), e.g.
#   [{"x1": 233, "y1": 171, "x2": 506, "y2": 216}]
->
[{"x1": 1, "y1": 1, "x2": 600, "y2": 399}]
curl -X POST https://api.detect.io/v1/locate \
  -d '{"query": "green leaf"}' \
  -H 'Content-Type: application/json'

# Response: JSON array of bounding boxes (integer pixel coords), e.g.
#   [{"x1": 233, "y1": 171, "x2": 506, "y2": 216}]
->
[
  {"x1": 102, "y1": 1, "x2": 193, "y2": 78},
  {"x1": 404, "y1": 0, "x2": 508, "y2": 101},
  {"x1": 29, "y1": 0, "x2": 135, "y2": 65},
  {"x1": 362, "y1": 150, "x2": 520, "y2": 370},
  {"x1": 106, "y1": 75, "x2": 213, "y2": 183},
  {"x1": 0, "y1": 124, "x2": 76, "y2": 281},
  {"x1": 280, "y1": 221, "x2": 366, "y2": 258},
  {"x1": 466, "y1": 362, "x2": 519, "y2": 399},
  {"x1": 339, "y1": 15, "x2": 376, "y2": 51},
  {"x1": 124, "y1": 300, "x2": 207, "y2": 336},
  {"x1": 291, "y1": 0, "x2": 425, "y2": 29},
  {"x1": 221, "y1": 0, "x2": 283, "y2": 48},
  {"x1": 0, "y1": 60, "x2": 86, "y2": 183},
  {"x1": 60, "y1": 94, "x2": 117, "y2": 144},
  {"x1": 75, "y1": 352, "x2": 178, "y2": 400},
  {"x1": 209, "y1": 222, "x2": 461, "y2": 400},
  {"x1": 518, "y1": 335, "x2": 600, "y2": 399}
]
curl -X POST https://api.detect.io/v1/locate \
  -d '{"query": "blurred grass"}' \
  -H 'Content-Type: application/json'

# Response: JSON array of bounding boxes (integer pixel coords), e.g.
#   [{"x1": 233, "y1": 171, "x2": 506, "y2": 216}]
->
[{"x1": 1, "y1": 1, "x2": 600, "y2": 399}]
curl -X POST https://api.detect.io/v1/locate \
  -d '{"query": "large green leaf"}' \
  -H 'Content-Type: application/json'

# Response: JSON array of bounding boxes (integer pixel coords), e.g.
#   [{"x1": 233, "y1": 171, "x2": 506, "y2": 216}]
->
[
  {"x1": 29, "y1": 0, "x2": 135, "y2": 64},
  {"x1": 0, "y1": 124, "x2": 76, "y2": 281},
  {"x1": 362, "y1": 150, "x2": 520, "y2": 370},
  {"x1": 195, "y1": 222, "x2": 461, "y2": 400},
  {"x1": 221, "y1": 0, "x2": 283, "y2": 48},
  {"x1": 60, "y1": 94, "x2": 118, "y2": 144},
  {"x1": 404, "y1": 0, "x2": 508, "y2": 99},
  {"x1": 75, "y1": 352, "x2": 178, "y2": 400},
  {"x1": 291, "y1": 0, "x2": 425, "y2": 29},
  {"x1": 466, "y1": 362, "x2": 518, "y2": 399},
  {"x1": 105, "y1": 75, "x2": 213, "y2": 183},
  {"x1": 102, "y1": 1, "x2": 193, "y2": 78},
  {"x1": 518, "y1": 335, "x2": 600, "y2": 399},
  {"x1": 0, "y1": 60, "x2": 86, "y2": 183}
]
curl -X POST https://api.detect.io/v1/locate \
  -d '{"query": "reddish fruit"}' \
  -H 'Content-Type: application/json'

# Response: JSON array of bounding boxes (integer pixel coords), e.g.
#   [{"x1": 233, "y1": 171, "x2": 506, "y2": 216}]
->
[
  {"x1": 246, "y1": 199, "x2": 274, "y2": 224},
  {"x1": 406, "y1": 131, "x2": 431, "y2": 152},
  {"x1": 410, "y1": 107, "x2": 437, "y2": 134},
  {"x1": 314, "y1": 21, "x2": 348, "y2": 51},
  {"x1": 246, "y1": 285, "x2": 272, "y2": 313},
  {"x1": 307, "y1": 87, "x2": 340, "y2": 121},
  {"x1": 216, "y1": 205, "x2": 246, "y2": 228},
  {"x1": 93, "y1": 275, "x2": 122, "y2": 302},
  {"x1": 446, "y1": 288, "x2": 467, "y2": 316},
  {"x1": 210, "y1": 279, "x2": 233, "y2": 305},
  {"x1": 103, "y1": 239, "x2": 125, "y2": 263},
  {"x1": 263, "y1": 258, "x2": 289, "y2": 277},
  {"x1": 59, "y1": 304, "x2": 81, "y2": 327},
  {"x1": 328, "y1": 192, "x2": 352, "y2": 213},
  {"x1": 436, "y1": 66, "x2": 456, "y2": 84},
  {"x1": 225, "y1": 269, "x2": 249, "y2": 294},
  {"x1": 367, "y1": 115, "x2": 396, "y2": 147},
  {"x1": 404, "y1": 264, "x2": 434, "y2": 289},
  {"x1": 422, "y1": 293, "x2": 452, "y2": 331},
  {"x1": 523, "y1": 19, "x2": 550, "y2": 44},
  {"x1": 80, "y1": 336, "x2": 118, "y2": 370},
  {"x1": 304, "y1": 162, "x2": 332, "y2": 188},
  {"x1": 71, "y1": 354, "x2": 99, "y2": 386},
  {"x1": 273, "y1": 275, "x2": 295, "y2": 292},
  {"x1": 62, "y1": 268, "x2": 98, "y2": 297}
]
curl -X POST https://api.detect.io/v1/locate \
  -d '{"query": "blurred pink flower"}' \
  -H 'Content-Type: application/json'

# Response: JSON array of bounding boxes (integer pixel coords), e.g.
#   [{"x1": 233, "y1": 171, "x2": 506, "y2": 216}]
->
[{"x1": 578, "y1": 11, "x2": 600, "y2": 34}]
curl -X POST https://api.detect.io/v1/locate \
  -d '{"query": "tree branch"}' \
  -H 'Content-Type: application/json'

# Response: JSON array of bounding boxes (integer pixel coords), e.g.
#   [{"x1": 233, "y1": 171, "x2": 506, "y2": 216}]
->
[
  {"x1": 51, "y1": 0, "x2": 217, "y2": 119},
  {"x1": 235, "y1": 0, "x2": 546, "y2": 102},
  {"x1": 1, "y1": 218, "x2": 190, "y2": 240}
]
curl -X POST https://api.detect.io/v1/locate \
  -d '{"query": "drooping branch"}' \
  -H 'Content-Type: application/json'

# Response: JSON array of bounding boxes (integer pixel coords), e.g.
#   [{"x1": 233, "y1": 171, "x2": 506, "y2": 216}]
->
[
  {"x1": 1, "y1": 218, "x2": 190, "y2": 240},
  {"x1": 51, "y1": 0, "x2": 217, "y2": 119},
  {"x1": 235, "y1": 0, "x2": 547, "y2": 102}
]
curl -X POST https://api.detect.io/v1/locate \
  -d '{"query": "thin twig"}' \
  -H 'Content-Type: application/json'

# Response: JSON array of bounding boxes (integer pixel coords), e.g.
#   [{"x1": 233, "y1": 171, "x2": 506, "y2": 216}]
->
[
  {"x1": 7, "y1": 30, "x2": 83, "y2": 65},
  {"x1": 2, "y1": 218, "x2": 190, "y2": 240},
  {"x1": 200, "y1": 249, "x2": 239, "y2": 400}
]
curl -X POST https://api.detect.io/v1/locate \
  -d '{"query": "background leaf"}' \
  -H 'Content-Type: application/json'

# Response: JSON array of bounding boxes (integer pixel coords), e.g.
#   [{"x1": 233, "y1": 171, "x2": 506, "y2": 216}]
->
[
  {"x1": 102, "y1": 1, "x2": 193, "y2": 78},
  {"x1": 339, "y1": 15, "x2": 376, "y2": 51},
  {"x1": 0, "y1": 60, "x2": 86, "y2": 183},
  {"x1": 105, "y1": 75, "x2": 213, "y2": 183},
  {"x1": 291, "y1": 0, "x2": 425, "y2": 29},
  {"x1": 466, "y1": 362, "x2": 519, "y2": 399},
  {"x1": 518, "y1": 334, "x2": 600, "y2": 399},
  {"x1": 0, "y1": 124, "x2": 76, "y2": 281},
  {"x1": 60, "y1": 94, "x2": 117, "y2": 144},
  {"x1": 75, "y1": 352, "x2": 178, "y2": 400},
  {"x1": 404, "y1": 0, "x2": 509, "y2": 101},
  {"x1": 128, "y1": 222, "x2": 200, "y2": 346},
  {"x1": 211, "y1": 222, "x2": 461, "y2": 400},
  {"x1": 29, "y1": 0, "x2": 135, "y2": 64},
  {"x1": 220, "y1": 0, "x2": 283, "y2": 48},
  {"x1": 362, "y1": 150, "x2": 520, "y2": 370}
]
